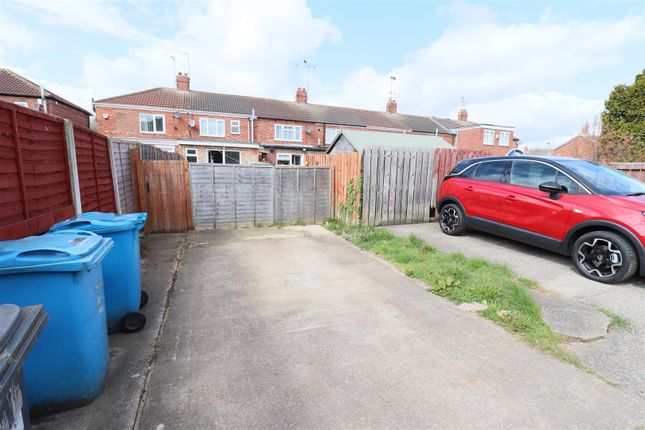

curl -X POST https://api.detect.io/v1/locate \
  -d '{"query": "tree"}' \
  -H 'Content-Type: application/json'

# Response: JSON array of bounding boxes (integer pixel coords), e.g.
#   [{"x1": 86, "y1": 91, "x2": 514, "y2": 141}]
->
[{"x1": 599, "y1": 70, "x2": 645, "y2": 161}]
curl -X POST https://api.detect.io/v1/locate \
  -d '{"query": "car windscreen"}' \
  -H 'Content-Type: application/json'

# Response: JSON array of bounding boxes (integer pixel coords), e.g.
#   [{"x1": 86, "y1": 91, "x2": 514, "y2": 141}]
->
[{"x1": 557, "y1": 159, "x2": 645, "y2": 196}]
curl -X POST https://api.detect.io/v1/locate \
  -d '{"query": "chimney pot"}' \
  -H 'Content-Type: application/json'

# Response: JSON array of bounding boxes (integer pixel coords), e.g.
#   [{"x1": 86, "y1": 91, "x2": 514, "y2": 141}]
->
[
  {"x1": 458, "y1": 108, "x2": 468, "y2": 121},
  {"x1": 386, "y1": 99, "x2": 397, "y2": 113},
  {"x1": 296, "y1": 87, "x2": 308, "y2": 103},
  {"x1": 176, "y1": 72, "x2": 190, "y2": 91}
]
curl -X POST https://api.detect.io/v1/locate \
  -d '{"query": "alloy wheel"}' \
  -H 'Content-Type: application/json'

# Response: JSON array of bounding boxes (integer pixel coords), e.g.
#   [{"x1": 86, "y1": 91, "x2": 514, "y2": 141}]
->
[
  {"x1": 577, "y1": 238, "x2": 623, "y2": 278},
  {"x1": 440, "y1": 207, "x2": 460, "y2": 233}
]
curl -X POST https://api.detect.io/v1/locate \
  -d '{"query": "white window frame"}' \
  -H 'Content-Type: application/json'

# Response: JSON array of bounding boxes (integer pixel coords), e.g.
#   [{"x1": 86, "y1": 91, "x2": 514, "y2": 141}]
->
[
  {"x1": 208, "y1": 149, "x2": 241, "y2": 165},
  {"x1": 185, "y1": 148, "x2": 198, "y2": 163},
  {"x1": 13, "y1": 101, "x2": 28, "y2": 108},
  {"x1": 325, "y1": 128, "x2": 340, "y2": 144},
  {"x1": 139, "y1": 113, "x2": 165, "y2": 134},
  {"x1": 230, "y1": 120, "x2": 241, "y2": 135},
  {"x1": 274, "y1": 124, "x2": 303, "y2": 142},
  {"x1": 499, "y1": 131, "x2": 510, "y2": 147},
  {"x1": 276, "y1": 153, "x2": 303, "y2": 166},
  {"x1": 200, "y1": 118, "x2": 225, "y2": 137},
  {"x1": 483, "y1": 129, "x2": 495, "y2": 146}
]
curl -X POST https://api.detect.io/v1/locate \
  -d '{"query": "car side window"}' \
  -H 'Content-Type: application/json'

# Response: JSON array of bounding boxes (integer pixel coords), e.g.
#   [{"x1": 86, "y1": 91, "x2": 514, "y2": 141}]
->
[
  {"x1": 555, "y1": 171, "x2": 581, "y2": 194},
  {"x1": 510, "y1": 161, "x2": 557, "y2": 189},
  {"x1": 472, "y1": 161, "x2": 507, "y2": 183}
]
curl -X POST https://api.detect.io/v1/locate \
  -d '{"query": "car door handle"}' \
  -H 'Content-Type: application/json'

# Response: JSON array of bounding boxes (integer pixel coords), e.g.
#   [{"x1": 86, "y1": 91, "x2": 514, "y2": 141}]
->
[
  {"x1": 505, "y1": 195, "x2": 517, "y2": 202},
  {"x1": 465, "y1": 186, "x2": 474, "y2": 191}
]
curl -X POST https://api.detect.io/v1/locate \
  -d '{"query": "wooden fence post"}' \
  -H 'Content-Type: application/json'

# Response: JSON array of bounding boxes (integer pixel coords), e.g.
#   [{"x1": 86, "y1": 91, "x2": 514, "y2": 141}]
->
[
  {"x1": 107, "y1": 137, "x2": 122, "y2": 214},
  {"x1": 63, "y1": 119, "x2": 82, "y2": 215}
]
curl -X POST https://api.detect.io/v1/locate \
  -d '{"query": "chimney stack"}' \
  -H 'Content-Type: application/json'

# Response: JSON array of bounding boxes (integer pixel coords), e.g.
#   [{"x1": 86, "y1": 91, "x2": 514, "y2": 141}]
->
[
  {"x1": 457, "y1": 108, "x2": 468, "y2": 121},
  {"x1": 295, "y1": 87, "x2": 308, "y2": 103},
  {"x1": 386, "y1": 99, "x2": 398, "y2": 113},
  {"x1": 176, "y1": 72, "x2": 190, "y2": 91}
]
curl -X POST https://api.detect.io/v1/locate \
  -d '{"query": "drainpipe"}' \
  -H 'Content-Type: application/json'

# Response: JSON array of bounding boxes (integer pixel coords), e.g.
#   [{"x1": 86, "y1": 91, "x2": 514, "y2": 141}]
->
[
  {"x1": 250, "y1": 108, "x2": 255, "y2": 144},
  {"x1": 40, "y1": 83, "x2": 48, "y2": 113}
]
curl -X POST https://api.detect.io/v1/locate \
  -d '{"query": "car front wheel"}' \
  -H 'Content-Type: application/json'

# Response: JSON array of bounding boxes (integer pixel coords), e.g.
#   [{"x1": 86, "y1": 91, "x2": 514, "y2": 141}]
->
[
  {"x1": 439, "y1": 203, "x2": 466, "y2": 236},
  {"x1": 572, "y1": 231, "x2": 638, "y2": 283}
]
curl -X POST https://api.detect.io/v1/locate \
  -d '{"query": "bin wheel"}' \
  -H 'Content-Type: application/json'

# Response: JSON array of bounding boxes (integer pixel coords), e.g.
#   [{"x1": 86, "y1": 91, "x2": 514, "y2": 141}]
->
[
  {"x1": 121, "y1": 312, "x2": 146, "y2": 333},
  {"x1": 140, "y1": 290, "x2": 149, "y2": 309}
]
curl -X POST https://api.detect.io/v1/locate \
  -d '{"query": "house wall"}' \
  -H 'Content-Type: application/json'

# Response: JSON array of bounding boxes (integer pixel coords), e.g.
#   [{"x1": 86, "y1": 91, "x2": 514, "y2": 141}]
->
[
  {"x1": 455, "y1": 127, "x2": 516, "y2": 156},
  {"x1": 553, "y1": 135, "x2": 598, "y2": 160},
  {"x1": 0, "y1": 95, "x2": 90, "y2": 127}
]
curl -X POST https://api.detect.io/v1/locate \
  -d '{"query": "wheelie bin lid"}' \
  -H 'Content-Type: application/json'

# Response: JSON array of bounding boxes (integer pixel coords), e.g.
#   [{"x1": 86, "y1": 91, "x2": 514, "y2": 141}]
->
[
  {"x1": 0, "y1": 304, "x2": 47, "y2": 387},
  {"x1": 49, "y1": 212, "x2": 147, "y2": 234},
  {"x1": 0, "y1": 230, "x2": 113, "y2": 275}
]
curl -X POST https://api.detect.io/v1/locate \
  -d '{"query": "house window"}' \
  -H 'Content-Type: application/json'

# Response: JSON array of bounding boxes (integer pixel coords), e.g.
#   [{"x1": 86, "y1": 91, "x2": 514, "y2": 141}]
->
[
  {"x1": 276, "y1": 153, "x2": 303, "y2": 165},
  {"x1": 200, "y1": 118, "x2": 225, "y2": 137},
  {"x1": 185, "y1": 148, "x2": 198, "y2": 163},
  {"x1": 499, "y1": 131, "x2": 510, "y2": 147},
  {"x1": 483, "y1": 130, "x2": 495, "y2": 145},
  {"x1": 208, "y1": 150, "x2": 241, "y2": 165},
  {"x1": 274, "y1": 124, "x2": 302, "y2": 142},
  {"x1": 13, "y1": 101, "x2": 28, "y2": 108},
  {"x1": 140, "y1": 114, "x2": 165, "y2": 133},
  {"x1": 230, "y1": 120, "x2": 240, "y2": 134},
  {"x1": 325, "y1": 128, "x2": 340, "y2": 144}
]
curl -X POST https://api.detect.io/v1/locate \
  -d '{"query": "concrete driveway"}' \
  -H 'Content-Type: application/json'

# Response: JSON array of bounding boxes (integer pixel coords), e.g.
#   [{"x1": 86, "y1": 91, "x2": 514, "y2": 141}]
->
[
  {"x1": 139, "y1": 226, "x2": 645, "y2": 429},
  {"x1": 387, "y1": 223, "x2": 645, "y2": 400}
]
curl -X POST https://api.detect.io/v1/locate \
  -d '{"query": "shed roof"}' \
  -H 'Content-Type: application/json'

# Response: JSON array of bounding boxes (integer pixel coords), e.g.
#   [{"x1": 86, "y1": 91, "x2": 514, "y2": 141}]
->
[{"x1": 327, "y1": 129, "x2": 453, "y2": 153}]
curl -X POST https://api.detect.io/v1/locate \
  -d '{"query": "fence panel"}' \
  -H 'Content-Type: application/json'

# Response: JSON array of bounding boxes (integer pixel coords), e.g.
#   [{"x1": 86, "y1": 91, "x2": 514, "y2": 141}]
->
[
  {"x1": 306, "y1": 152, "x2": 362, "y2": 218},
  {"x1": 111, "y1": 140, "x2": 138, "y2": 213},
  {"x1": 609, "y1": 162, "x2": 645, "y2": 182},
  {"x1": 0, "y1": 102, "x2": 75, "y2": 240},
  {"x1": 190, "y1": 164, "x2": 330, "y2": 228},
  {"x1": 73, "y1": 126, "x2": 117, "y2": 213}
]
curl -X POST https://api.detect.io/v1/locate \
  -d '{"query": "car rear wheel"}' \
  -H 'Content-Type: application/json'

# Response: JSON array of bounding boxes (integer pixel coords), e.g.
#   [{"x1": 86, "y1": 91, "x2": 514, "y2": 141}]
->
[
  {"x1": 439, "y1": 203, "x2": 466, "y2": 236},
  {"x1": 572, "y1": 231, "x2": 638, "y2": 283}
]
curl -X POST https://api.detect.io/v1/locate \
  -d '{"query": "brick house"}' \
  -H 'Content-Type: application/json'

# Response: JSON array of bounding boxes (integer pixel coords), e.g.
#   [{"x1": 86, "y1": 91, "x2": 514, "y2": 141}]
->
[
  {"x1": 432, "y1": 109, "x2": 518, "y2": 156},
  {"x1": 94, "y1": 73, "x2": 462, "y2": 165},
  {"x1": 0, "y1": 68, "x2": 92, "y2": 127},
  {"x1": 552, "y1": 134, "x2": 599, "y2": 160}
]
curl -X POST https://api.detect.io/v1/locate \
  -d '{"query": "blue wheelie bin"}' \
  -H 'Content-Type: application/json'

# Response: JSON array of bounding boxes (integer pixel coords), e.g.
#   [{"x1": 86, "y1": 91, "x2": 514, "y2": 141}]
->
[
  {"x1": 50, "y1": 212, "x2": 148, "y2": 333},
  {"x1": 0, "y1": 231, "x2": 112, "y2": 415},
  {"x1": 0, "y1": 304, "x2": 47, "y2": 429}
]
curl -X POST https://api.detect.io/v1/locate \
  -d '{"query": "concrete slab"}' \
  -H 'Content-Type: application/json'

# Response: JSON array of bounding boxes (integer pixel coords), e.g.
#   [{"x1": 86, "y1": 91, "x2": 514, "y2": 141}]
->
[
  {"x1": 32, "y1": 233, "x2": 185, "y2": 430},
  {"x1": 529, "y1": 291, "x2": 611, "y2": 341},
  {"x1": 387, "y1": 223, "x2": 645, "y2": 400},
  {"x1": 140, "y1": 226, "x2": 645, "y2": 429}
]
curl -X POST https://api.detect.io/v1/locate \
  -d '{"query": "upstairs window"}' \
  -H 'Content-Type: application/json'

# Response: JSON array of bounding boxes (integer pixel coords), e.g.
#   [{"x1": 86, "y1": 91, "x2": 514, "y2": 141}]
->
[
  {"x1": 483, "y1": 130, "x2": 495, "y2": 145},
  {"x1": 230, "y1": 120, "x2": 241, "y2": 134},
  {"x1": 499, "y1": 131, "x2": 510, "y2": 147},
  {"x1": 13, "y1": 101, "x2": 28, "y2": 108},
  {"x1": 325, "y1": 128, "x2": 340, "y2": 144},
  {"x1": 200, "y1": 118, "x2": 225, "y2": 137},
  {"x1": 140, "y1": 114, "x2": 165, "y2": 134},
  {"x1": 275, "y1": 124, "x2": 302, "y2": 142}
]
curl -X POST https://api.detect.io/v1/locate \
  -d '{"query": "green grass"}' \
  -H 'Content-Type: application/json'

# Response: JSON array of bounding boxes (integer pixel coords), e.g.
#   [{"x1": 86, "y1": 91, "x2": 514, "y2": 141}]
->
[
  {"x1": 599, "y1": 308, "x2": 630, "y2": 330},
  {"x1": 325, "y1": 219, "x2": 583, "y2": 368}
]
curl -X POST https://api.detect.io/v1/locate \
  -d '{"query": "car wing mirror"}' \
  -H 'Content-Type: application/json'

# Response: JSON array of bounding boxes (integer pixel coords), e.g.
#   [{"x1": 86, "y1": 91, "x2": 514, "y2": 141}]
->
[{"x1": 539, "y1": 181, "x2": 564, "y2": 199}]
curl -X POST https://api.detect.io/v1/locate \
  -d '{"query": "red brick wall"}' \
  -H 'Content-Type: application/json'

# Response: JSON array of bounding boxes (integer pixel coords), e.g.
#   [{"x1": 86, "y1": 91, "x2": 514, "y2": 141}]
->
[
  {"x1": 553, "y1": 135, "x2": 598, "y2": 160},
  {"x1": 0, "y1": 96, "x2": 90, "y2": 127},
  {"x1": 455, "y1": 127, "x2": 516, "y2": 156}
]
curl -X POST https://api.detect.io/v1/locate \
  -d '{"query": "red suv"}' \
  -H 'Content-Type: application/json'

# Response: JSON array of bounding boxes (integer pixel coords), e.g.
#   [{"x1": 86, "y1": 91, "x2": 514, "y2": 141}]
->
[{"x1": 437, "y1": 156, "x2": 645, "y2": 283}]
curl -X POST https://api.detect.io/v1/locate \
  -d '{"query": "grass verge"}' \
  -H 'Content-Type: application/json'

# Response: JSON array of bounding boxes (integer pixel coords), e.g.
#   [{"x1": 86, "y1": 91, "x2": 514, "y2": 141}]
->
[
  {"x1": 325, "y1": 219, "x2": 583, "y2": 368},
  {"x1": 599, "y1": 308, "x2": 630, "y2": 330}
]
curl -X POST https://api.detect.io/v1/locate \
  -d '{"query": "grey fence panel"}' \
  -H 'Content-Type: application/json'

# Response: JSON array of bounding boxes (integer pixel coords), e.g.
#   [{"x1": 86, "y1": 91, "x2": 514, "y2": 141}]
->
[
  {"x1": 111, "y1": 140, "x2": 138, "y2": 214},
  {"x1": 189, "y1": 164, "x2": 328, "y2": 229}
]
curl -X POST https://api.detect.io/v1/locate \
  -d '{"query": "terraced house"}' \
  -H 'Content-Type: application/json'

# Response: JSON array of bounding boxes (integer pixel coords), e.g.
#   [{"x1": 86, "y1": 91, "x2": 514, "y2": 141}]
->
[{"x1": 94, "y1": 73, "x2": 517, "y2": 164}]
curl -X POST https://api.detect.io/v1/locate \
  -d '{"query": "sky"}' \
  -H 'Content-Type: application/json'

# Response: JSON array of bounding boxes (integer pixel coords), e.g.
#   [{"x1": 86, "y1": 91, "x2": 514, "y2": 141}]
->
[{"x1": 0, "y1": 0, "x2": 643, "y2": 148}]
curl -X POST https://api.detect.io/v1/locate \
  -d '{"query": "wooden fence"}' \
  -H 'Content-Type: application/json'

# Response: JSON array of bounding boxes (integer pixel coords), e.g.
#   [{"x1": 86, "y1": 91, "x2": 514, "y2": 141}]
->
[
  {"x1": 190, "y1": 164, "x2": 330, "y2": 229},
  {"x1": 131, "y1": 149, "x2": 192, "y2": 233},
  {"x1": 305, "y1": 152, "x2": 362, "y2": 218},
  {"x1": 609, "y1": 162, "x2": 645, "y2": 182},
  {"x1": 361, "y1": 147, "x2": 488, "y2": 226},
  {"x1": 0, "y1": 101, "x2": 117, "y2": 240}
]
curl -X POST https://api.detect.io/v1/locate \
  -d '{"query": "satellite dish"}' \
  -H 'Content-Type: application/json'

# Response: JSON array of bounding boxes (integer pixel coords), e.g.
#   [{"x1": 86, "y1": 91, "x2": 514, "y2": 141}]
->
[
  {"x1": 188, "y1": 119, "x2": 196, "y2": 128},
  {"x1": 173, "y1": 111, "x2": 181, "y2": 119},
  {"x1": 506, "y1": 149, "x2": 525, "y2": 156},
  {"x1": 305, "y1": 127, "x2": 312, "y2": 134}
]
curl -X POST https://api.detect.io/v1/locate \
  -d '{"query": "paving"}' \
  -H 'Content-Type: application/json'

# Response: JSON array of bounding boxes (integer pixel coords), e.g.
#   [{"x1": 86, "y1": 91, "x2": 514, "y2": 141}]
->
[
  {"x1": 387, "y1": 223, "x2": 645, "y2": 399},
  {"x1": 138, "y1": 226, "x2": 645, "y2": 429},
  {"x1": 31, "y1": 233, "x2": 185, "y2": 430}
]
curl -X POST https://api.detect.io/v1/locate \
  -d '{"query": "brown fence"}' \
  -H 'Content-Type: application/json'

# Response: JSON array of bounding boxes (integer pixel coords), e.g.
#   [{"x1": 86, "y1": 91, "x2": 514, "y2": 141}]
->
[
  {"x1": 131, "y1": 149, "x2": 192, "y2": 233},
  {"x1": 306, "y1": 152, "x2": 362, "y2": 218},
  {"x1": 609, "y1": 162, "x2": 645, "y2": 182}
]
